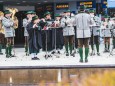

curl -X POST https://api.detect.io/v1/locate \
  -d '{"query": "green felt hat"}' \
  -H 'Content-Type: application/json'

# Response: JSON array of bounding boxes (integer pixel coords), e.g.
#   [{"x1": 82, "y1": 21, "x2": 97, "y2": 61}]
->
[
  {"x1": 32, "y1": 16, "x2": 39, "y2": 21},
  {"x1": 66, "y1": 10, "x2": 71, "y2": 12},
  {"x1": 44, "y1": 11, "x2": 51, "y2": 17},
  {"x1": 64, "y1": 10, "x2": 71, "y2": 13},
  {"x1": 55, "y1": 14, "x2": 61, "y2": 17},
  {"x1": 26, "y1": 11, "x2": 36, "y2": 14},
  {"x1": 89, "y1": 10, "x2": 95, "y2": 13},
  {"x1": 26, "y1": 11, "x2": 33, "y2": 14},
  {"x1": 31, "y1": 11, "x2": 36, "y2": 14},
  {"x1": 4, "y1": 10, "x2": 12, "y2": 14},
  {"x1": 104, "y1": 15, "x2": 110, "y2": 18},
  {"x1": 79, "y1": 5, "x2": 85, "y2": 11}
]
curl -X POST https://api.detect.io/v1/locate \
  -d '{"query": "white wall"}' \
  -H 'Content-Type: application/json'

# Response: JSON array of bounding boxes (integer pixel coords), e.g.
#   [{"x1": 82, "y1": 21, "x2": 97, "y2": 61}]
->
[
  {"x1": 3, "y1": 6, "x2": 35, "y2": 11},
  {"x1": 54, "y1": 1, "x2": 77, "y2": 14}
]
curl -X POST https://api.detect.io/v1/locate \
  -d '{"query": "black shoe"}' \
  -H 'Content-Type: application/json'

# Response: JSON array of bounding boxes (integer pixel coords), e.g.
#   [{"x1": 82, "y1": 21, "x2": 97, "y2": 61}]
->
[
  {"x1": 45, "y1": 55, "x2": 48, "y2": 59},
  {"x1": 57, "y1": 51, "x2": 61, "y2": 54},
  {"x1": 103, "y1": 48, "x2": 108, "y2": 53},
  {"x1": 113, "y1": 45, "x2": 115, "y2": 49},
  {"x1": 26, "y1": 53, "x2": 29, "y2": 56},
  {"x1": 90, "y1": 53, "x2": 95, "y2": 56},
  {"x1": 85, "y1": 59, "x2": 88, "y2": 63},
  {"x1": 70, "y1": 53, "x2": 75, "y2": 57},
  {"x1": 79, "y1": 59, "x2": 83, "y2": 63},
  {"x1": 32, "y1": 57, "x2": 40, "y2": 60},
  {"x1": 6, "y1": 54, "x2": 10, "y2": 58},
  {"x1": 0, "y1": 52, "x2": 3, "y2": 55},
  {"x1": 10, "y1": 54, "x2": 15, "y2": 57},
  {"x1": 51, "y1": 51, "x2": 55, "y2": 54},
  {"x1": 107, "y1": 49, "x2": 110, "y2": 52},
  {"x1": 104, "y1": 49, "x2": 110, "y2": 52},
  {"x1": 77, "y1": 50, "x2": 79, "y2": 53},
  {"x1": 97, "y1": 52, "x2": 100, "y2": 56},
  {"x1": 48, "y1": 55, "x2": 52, "y2": 57},
  {"x1": 66, "y1": 53, "x2": 69, "y2": 56},
  {"x1": 90, "y1": 51, "x2": 95, "y2": 56}
]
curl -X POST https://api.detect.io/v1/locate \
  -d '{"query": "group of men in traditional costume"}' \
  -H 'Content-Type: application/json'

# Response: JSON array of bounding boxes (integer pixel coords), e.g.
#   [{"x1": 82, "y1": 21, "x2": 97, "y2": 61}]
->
[{"x1": 0, "y1": 5, "x2": 115, "y2": 63}]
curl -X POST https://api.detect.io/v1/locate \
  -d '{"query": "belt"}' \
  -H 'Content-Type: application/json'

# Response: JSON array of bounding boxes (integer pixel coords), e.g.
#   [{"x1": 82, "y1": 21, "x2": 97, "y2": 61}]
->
[{"x1": 67, "y1": 26, "x2": 73, "y2": 27}]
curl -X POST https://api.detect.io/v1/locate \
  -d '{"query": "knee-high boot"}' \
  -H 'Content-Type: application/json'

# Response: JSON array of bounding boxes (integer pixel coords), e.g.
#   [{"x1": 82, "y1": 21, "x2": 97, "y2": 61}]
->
[
  {"x1": 0, "y1": 44, "x2": 3, "y2": 55},
  {"x1": 79, "y1": 48, "x2": 83, "y2": 62},
  {"x1": 85, "y1": 48, "x2": 89, "y2": 62}
]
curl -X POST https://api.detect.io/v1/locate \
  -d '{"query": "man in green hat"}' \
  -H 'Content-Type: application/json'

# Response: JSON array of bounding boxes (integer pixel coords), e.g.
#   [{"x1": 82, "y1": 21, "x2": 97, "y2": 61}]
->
[
  {"x1": 74, "y1": 5, "x2": 93, "y2": 62},
  {"x1": 40, "y1": 11, "x2": 55, "y2": 52},
  {"x1": 102, "y1": 15, "x2": 111, "y2": 52},
  {"x1": 89, "y1": 9, "x2": 101, "y2": 56},
  {"x1": 51, "y1": 14, "x2": 63, "y2": 54},
  {"x1": 60, "y1": 10, "x2": 75, "y2": 56},
  {"x1": 2, "y1": 10, "x2": 15, "y2": 58},
  {"x1": 23, "y1": 11, "x2": 33, "y2": 55},
  {"x1": 27, "y1": 15, "x2": 42, "y2": 60}
]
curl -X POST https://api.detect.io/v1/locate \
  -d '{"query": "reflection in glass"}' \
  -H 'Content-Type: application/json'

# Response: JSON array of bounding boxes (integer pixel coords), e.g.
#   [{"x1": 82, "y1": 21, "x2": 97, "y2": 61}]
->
[{"x1": 0, "y1": 68, "x2": 114, "y2": 86}]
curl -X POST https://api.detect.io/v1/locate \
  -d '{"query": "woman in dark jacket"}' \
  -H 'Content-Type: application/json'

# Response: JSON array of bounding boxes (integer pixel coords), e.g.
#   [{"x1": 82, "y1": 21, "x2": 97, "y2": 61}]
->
[{"x1": 27, "y1": 16, "x2": 42, "y2": 60}]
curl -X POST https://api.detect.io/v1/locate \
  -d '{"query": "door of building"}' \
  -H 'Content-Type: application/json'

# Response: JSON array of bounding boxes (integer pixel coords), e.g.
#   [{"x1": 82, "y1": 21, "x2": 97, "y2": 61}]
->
[{"x1": 14, "y1": 11, "x2": 26, "y2": 47}]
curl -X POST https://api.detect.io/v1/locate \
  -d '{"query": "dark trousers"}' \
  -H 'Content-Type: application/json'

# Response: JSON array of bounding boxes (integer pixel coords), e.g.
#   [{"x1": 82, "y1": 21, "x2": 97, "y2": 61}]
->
[
  {"x1": 6, "y1": 37, "x2": 13, "y2": 46},
  {"x1": 90, "y1": 35, "x2": 100, "y2": 45},
  {"x1": 78, "y1": 38, "x2": 89, "y2": 48},
  {"x1": 0, "y1": 33, "x2": 4, "y2": 44},
  {"x1": 64, "y1": 35, "x2": 74, "y2": 45},
  {"x1": 104, "y1": 37, "x2": 110, "y2": 45}
]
